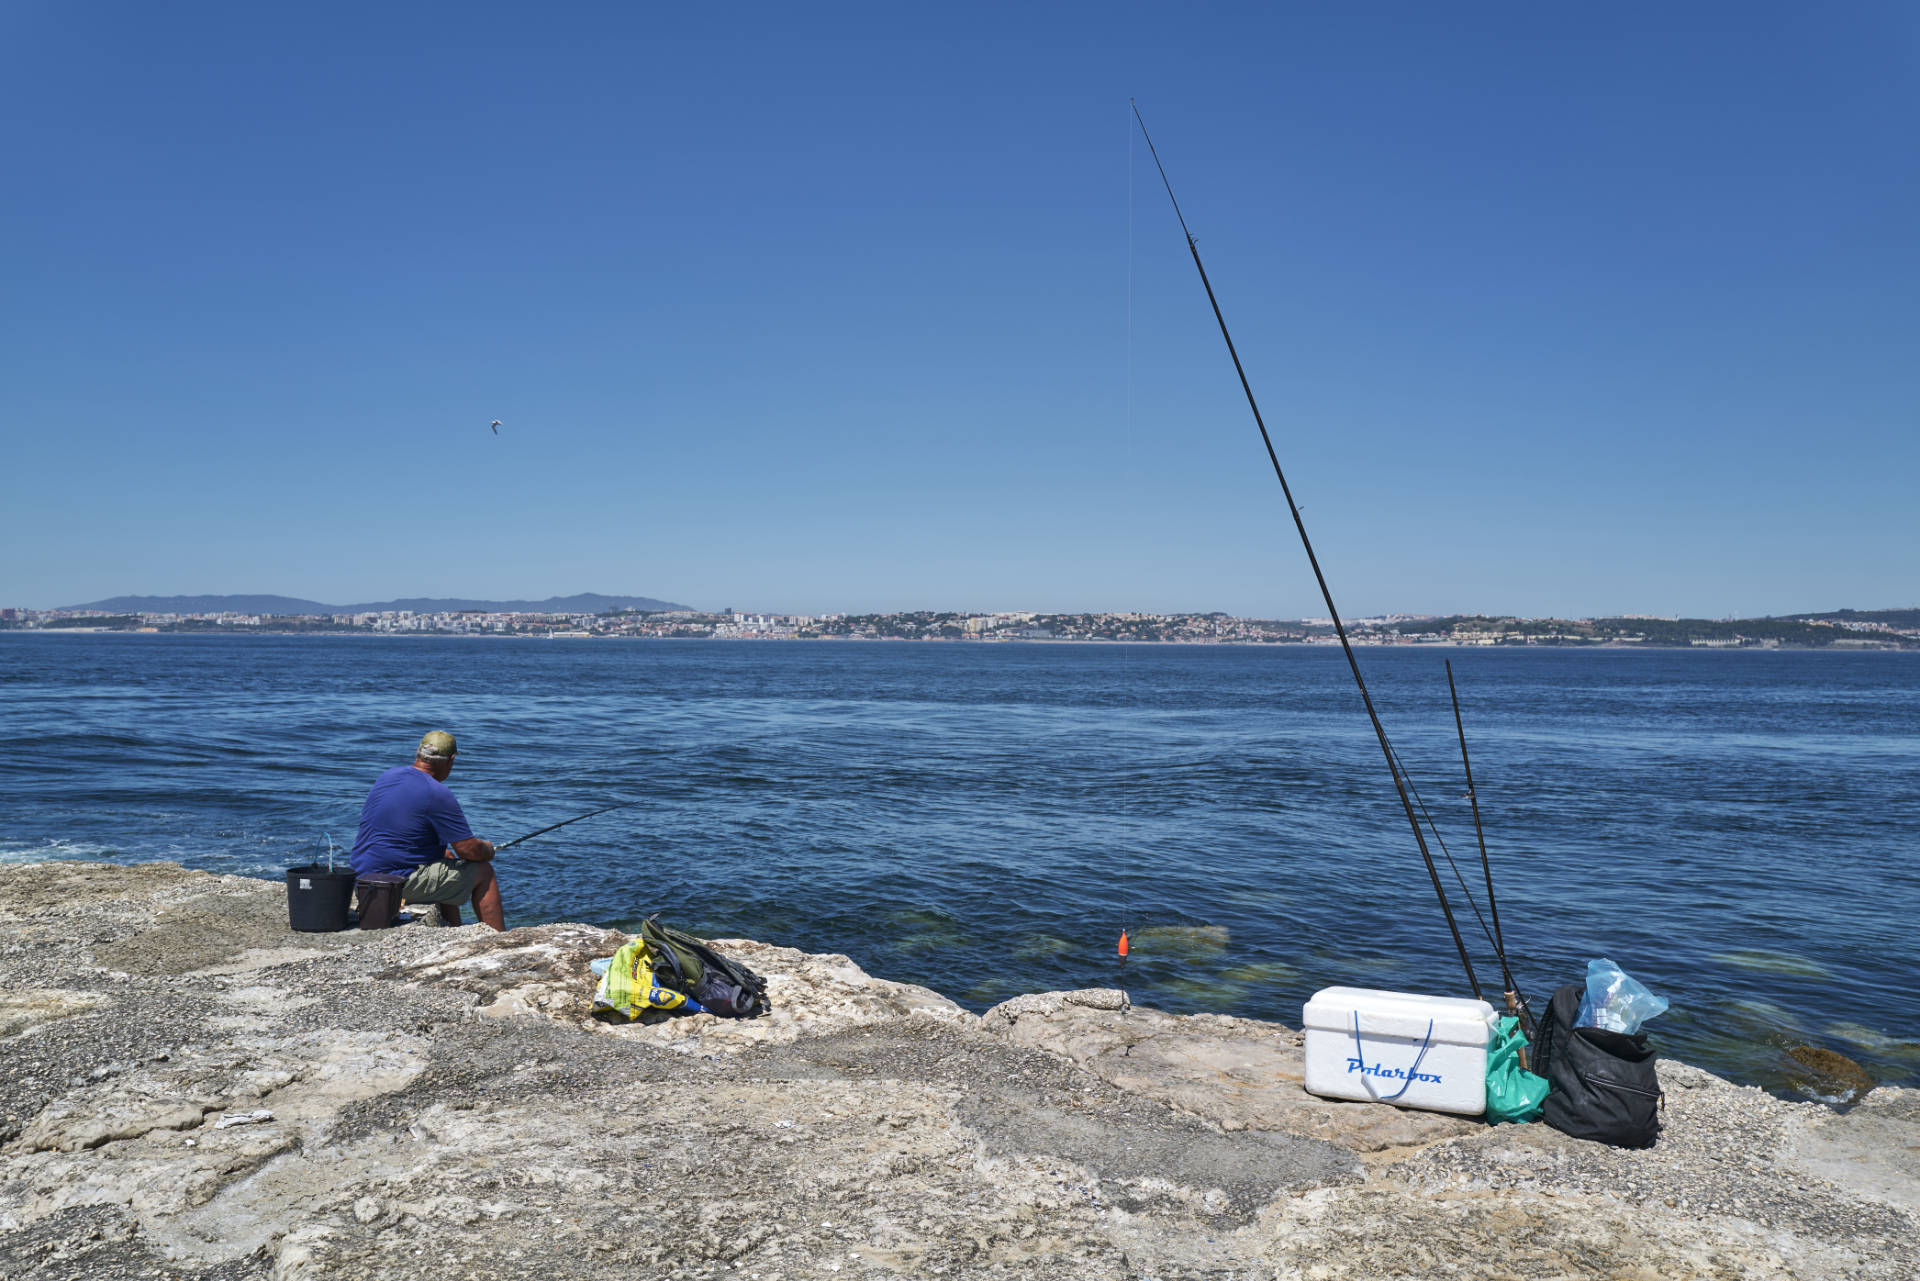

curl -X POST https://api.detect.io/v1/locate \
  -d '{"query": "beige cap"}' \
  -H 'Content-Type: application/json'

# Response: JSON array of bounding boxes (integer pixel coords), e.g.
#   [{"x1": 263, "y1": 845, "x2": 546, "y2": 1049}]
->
[{"x1": 417, "y1": 730, "x2": 458, "y2": 760}]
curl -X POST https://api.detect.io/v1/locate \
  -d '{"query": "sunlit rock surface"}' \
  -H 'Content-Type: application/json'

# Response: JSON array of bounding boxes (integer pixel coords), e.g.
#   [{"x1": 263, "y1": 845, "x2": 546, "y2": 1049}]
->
[
  {"x1": 1, "y1": 860, "x2": 1913, "y2": 1281},
  {"x1": 979, "y1": 988, "x2": 1478, "y2": 1151},
  {"x1": 388, "y1": 926, "x2": 974, "y2": 1048}
]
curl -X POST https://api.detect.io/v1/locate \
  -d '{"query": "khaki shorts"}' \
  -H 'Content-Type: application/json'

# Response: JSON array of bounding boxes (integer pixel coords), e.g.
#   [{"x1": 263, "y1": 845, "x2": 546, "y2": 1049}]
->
[{"x1": 402, "y1": 858, "x2": 483, "y2": 904}]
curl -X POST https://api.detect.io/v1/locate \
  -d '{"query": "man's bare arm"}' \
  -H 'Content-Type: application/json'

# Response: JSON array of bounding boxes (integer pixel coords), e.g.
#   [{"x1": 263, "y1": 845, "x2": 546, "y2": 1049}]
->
[{"x1": 451, "y1": 837, "x2": 495, "y2": 862}]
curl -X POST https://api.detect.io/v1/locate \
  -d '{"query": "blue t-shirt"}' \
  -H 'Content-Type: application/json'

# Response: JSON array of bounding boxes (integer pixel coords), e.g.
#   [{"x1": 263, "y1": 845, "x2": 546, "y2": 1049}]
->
[{"x1": 350, "y1": 765, "x2": 476, "y2": 877}]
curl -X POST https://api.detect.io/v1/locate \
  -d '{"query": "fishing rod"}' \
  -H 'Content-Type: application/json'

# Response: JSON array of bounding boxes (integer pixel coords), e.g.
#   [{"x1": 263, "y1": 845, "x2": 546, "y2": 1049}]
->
[
  {"x1": 1446, "y1": 660, "x2": 1533, "y2": 1033},
  {"x1": 1130, "y1": 100, "x2": 1484, "y2": 1001},
  {"x1": 493, "y1": 800, "x2": 639, "y2": 853}
]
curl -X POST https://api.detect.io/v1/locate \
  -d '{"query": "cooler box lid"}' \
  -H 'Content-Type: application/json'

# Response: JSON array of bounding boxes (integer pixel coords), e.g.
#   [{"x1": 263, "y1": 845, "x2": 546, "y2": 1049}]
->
[{"x1": 1303, "y1": 986, "x2": 1496, "y2": 1046}]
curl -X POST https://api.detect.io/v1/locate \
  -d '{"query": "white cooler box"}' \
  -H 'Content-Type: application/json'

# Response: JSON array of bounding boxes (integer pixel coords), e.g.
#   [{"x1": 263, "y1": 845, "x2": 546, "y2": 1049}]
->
[{"x1": 1303, "y1": 986, "x2": 1496, "y2": 1116}]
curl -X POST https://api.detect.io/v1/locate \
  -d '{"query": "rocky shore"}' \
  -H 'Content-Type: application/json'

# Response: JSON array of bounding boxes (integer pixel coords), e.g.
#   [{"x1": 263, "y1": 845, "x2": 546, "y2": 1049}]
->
[{"x1": 1, "y1": 861, "x2": 1913, "y2": 1280}]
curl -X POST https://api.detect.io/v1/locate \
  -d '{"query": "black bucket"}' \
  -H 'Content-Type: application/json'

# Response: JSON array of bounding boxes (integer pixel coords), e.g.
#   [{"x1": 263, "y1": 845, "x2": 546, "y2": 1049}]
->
[
  {"x1": 286, "y1": 863, "x2": 355, "y2": 932},
  {"x1": 355, "y1": 873, "x2": 408, "y2": 930}
]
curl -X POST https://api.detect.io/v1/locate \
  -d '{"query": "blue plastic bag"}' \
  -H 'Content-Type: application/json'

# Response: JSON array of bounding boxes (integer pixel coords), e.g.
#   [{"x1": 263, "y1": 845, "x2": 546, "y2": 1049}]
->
[{"x1": 1575, "y1": 958, "x2": 1668, "y2": 1035}]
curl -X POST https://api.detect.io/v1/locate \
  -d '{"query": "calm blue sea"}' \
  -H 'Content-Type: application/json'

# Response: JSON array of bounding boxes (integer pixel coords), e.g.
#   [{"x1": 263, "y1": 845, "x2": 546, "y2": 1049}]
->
[{"x1": 2, "y1": 633, "x2": 1916, "y2": 1096}]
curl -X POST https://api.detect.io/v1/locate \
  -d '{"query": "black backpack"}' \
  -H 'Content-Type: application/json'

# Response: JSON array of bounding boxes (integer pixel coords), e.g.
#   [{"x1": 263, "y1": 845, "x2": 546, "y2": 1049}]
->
[
  {"x1": 1533, "y1": 982, "x2": 1663, "y2": 1148},
  {"x1": 641, "y1": 916, "x2": 769, "y2": 1018}
]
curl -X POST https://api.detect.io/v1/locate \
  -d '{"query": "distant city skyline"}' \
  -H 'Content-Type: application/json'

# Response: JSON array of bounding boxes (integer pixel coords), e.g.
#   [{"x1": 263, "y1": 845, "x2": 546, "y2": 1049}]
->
[
  {"x1": 9, "y1": 600, "x2": 1915, "y2": 650},
  {"x1": 11, "y1": 590, "x2": 1915, "y2": 624},
  {"x1": 5, "y1": 6, "x2": 1914, "y2": 618}
]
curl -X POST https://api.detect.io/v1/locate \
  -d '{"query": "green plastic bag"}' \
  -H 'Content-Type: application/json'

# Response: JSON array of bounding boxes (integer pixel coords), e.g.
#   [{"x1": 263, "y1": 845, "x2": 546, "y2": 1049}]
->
[{"x1": 1486, "y1": 1015, "x2": 1549, "y2": 1124}]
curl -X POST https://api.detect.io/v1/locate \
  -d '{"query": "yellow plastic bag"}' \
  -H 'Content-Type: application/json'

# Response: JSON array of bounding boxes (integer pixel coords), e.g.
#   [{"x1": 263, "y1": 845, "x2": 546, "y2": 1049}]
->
[{"x1": 591, "y1": 938, "x2": 695, "y2": 1022}]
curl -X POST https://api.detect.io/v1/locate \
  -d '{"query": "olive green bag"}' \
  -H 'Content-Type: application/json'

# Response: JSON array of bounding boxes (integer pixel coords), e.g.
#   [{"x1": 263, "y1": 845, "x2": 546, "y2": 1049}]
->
[{"x1": 639, "y1": 916, "x2": 768, "y2": 1018}]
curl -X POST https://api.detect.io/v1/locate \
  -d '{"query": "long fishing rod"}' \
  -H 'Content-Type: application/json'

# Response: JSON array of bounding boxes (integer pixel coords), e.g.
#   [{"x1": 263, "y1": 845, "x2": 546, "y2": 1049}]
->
[
  {"x1": 1130, "y1": 100, "x2": 1484, "y2": 1001},
  {"x1": 494, "y1": 800, "x2": 639, "y2": 853},
  {"x1": 1446, "y1": 661, "x2": 1532, "y2": 1031}
]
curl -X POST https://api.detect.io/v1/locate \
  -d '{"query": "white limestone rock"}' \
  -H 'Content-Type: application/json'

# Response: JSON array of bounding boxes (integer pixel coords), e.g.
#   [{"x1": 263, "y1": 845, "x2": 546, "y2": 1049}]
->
[{"x1": 981, "y1": 987, "x2": 1479, "y2": 1151}]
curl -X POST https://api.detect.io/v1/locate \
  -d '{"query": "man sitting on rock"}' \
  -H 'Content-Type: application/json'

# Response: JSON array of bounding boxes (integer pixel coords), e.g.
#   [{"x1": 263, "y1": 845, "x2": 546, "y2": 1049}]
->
[{"x1": 349, "y1": 731, "x2": 505, "y2": 930}]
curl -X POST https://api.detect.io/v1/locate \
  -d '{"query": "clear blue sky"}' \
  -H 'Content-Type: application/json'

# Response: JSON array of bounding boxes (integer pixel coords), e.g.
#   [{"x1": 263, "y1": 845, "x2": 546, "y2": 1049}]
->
[{"x1": 4, "y1": 3, "x2": 1914, "y2": 617}]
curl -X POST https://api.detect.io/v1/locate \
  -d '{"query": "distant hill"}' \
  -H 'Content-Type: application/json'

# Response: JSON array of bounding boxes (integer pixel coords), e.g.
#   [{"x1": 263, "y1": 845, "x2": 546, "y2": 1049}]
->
[
  {"x1": 69, "y1": 592, "x2": 694, "y2": 616},
  {"x1": 72, "y1": 594, "x2": 337, "y2": 615},
  {"x1": 1783, "y1": 607, "x2": 1920, "y2": 630}
]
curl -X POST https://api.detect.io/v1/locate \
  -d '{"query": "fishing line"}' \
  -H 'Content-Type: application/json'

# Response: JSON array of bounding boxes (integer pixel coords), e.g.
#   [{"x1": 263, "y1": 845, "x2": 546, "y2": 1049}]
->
[
  {"x1": 1128, "y1": 100, "x2": 1136, "y2": 460},
  {"x1": 1383, "y1": 738, "x2": 1500, "y2": 954},
  {"x1": 1446, "y1": 659, "x2": 1532, "y2": 1027},
  {"x1": 1344, "y1": 693, "x2": 1531, "y2": 1020},
  {"x1": 1383, "y1": 728, "x2": 1530, "y2": 1018},
  {"x1": 1358, "y1": 672, "x2": 1522, "y2": 990},
  {"x1": 1117, "y1": 101, "x2": 1142, "y2": 987},
  {"x1": 1446, "y1": 659, "x2": 1504, "y2": 957},
  {"x1": 1130, "y1": 100, "x2": 1483, "y2": 1001}
]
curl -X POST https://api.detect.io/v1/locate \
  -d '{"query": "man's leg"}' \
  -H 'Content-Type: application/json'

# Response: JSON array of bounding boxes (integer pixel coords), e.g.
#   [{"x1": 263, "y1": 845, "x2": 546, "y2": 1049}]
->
[
  {"x1": 402, "y1": 858, "x2": 487, "y2": 928},
  {"x1": 470, "y1": 863, "x2": 505, "y2": 930}
]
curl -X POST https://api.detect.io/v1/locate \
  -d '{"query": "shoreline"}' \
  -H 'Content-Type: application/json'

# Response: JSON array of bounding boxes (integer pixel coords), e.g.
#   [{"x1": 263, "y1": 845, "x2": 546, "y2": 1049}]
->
[
  {"x1": 2, "y1": 858, "x2": 1914, "y2": 1280},
  {"x1": 6, "y1": 843, "x2": 1907, "y2": 1105},
  {"x1": 5, "y1": 630, "x2": 1915, "y2": 653}
]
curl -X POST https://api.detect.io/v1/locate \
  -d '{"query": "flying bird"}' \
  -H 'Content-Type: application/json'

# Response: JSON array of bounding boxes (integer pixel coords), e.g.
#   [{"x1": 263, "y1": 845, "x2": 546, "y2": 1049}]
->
[{"x1": 490, "y1": 420, "x2": 501, "y2": 435}]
